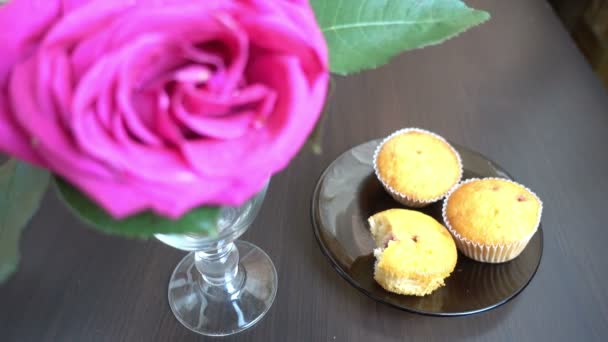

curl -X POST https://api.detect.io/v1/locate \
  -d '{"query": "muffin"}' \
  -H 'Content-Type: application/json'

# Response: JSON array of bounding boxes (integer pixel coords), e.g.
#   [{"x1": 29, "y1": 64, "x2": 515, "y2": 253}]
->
[
  {"x1": 442, "y1": 178, "x2": 543, "y2": 263},
  {"x1": 368, "y1": 209, "x2": 457, "y2": 296},
  {"x1": 373, "y1": 128, "x2": 462, "y2": 207}
]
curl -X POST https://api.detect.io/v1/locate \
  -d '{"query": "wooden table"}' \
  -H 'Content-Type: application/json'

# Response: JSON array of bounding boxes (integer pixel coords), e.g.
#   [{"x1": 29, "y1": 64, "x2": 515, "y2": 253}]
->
[{"x1": 2, "y1": 0, "x2": 607, "y2": 340}]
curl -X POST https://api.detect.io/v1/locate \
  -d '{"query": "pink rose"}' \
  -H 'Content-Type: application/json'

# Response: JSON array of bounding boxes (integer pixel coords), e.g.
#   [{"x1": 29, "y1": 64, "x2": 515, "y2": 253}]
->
[{"x1": 0, "y1": 0, "x2": 328, "y2": 218}]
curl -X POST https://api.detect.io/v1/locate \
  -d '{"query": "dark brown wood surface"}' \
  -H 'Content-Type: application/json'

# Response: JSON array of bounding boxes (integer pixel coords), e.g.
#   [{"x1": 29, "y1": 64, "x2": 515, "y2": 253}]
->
[{"x1": 2, "y1": 0, "x2": 608, "y2": 341}]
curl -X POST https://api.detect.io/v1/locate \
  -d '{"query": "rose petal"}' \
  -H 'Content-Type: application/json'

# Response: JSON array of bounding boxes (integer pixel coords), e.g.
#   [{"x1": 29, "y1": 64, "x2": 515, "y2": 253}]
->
[
  {"x1": 156, "y1": 90, "x2": 183, "y2": 145},
  {"x1": 0, "y1": 94, "x2": 45, "y2": 166},
  {"x1": 180, "y1": 55, "x2": 327, "y2": 181},
  {"x1": 180, "y1": 83, "x2": 271, "y2": 116},
  {"x1": 71, "y1": 45, "x2": 199, "y2": 183},
  {"x1": 171, "y1": 83, "x2": 274, "y2": 140},
  {"x1": 74, "y1": 107, "x2": 198, "y2": 184},
  {"x1": 9, "y1": 56, "x2": 113, "y2": 178},
  {"x1": 236, "y1": 0, "x2": 328, "y2": 84},
  {"x1": 118, "y1": 36, "x2": 172, "y2": 145},
  {"x1": 49, "y1": 50, "x2": 74, "y2": 126},
  {"x1": 246, "y1": 55, "x2": 328, "y2": 169},
  {"x1": 65, "y1": 173, "x2": 149, "y2": 219},
  {"x1": 74, "y1": 170, "x2": 268, "y2": 219},
  {"x1": 0, "y1": 0, "x2": 61, "y2": 165}
]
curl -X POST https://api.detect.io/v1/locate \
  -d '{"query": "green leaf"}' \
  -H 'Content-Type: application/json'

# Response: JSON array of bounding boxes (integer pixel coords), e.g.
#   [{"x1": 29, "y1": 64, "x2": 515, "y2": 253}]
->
[
  {"x1": 311, "y1": 0, "x2": 490, "y2": 75},
  {"x1": 0, "y1": 160, "x2": 50, "y2": 283},
  {"x1": 55, "y1": 178, "x2": 220, "y2": 238}
]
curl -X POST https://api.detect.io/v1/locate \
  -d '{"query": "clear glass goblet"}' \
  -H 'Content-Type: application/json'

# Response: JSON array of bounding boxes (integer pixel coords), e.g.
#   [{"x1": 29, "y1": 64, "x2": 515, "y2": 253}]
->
[{"x1": 155, "y1": 181, "x2": 277, "y2": 336}]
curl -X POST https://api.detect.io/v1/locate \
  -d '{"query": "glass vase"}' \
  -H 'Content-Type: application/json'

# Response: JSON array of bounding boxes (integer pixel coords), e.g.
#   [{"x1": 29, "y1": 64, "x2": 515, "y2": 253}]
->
[{"x1": 155, "y1": 181, "x2": 277, "y2": 336}]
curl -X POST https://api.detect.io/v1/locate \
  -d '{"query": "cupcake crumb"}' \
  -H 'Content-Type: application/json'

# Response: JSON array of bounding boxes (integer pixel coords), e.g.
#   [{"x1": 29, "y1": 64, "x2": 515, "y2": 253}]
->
[{"x1": 384, "y1": 233, "x2": 397, "y2": 248}]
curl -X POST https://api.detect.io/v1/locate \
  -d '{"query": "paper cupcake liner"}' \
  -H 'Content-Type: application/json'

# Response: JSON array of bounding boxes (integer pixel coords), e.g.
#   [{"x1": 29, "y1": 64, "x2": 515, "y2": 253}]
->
[
  {"x1": 442, "y1": 177, "x2": 544, "y2": 263},
  {"x1": 373, "y1": 128, "x2": 463, "y2": 207}
]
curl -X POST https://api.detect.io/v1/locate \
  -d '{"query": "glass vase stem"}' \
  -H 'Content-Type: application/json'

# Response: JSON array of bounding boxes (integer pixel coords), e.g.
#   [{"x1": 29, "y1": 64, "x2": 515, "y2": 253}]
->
[{"x1": 195, "y1": 243, "x2": 240, "y2": 287}]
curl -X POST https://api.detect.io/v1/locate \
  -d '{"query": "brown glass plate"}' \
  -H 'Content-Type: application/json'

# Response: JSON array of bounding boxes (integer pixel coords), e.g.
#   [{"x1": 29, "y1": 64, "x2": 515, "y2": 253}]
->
[{"x1": 311, "y1": 139, "x2": 543, "y2": 316}]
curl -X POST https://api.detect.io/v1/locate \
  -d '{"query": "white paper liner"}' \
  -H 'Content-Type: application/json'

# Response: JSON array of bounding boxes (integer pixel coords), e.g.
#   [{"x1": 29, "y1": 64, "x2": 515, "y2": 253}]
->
[
  {"x1": 442, "y1": 177, "x2": 544, "y2": 263},
  {"x1": 373, "y1": 128, "x2": 463, "y2": 207}
]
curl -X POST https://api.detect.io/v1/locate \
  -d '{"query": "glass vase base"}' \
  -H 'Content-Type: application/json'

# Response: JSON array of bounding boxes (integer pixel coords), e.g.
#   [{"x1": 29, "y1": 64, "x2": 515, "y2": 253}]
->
[{"x1": 167, "y1": 241, "x2": 278, "y2": 336}]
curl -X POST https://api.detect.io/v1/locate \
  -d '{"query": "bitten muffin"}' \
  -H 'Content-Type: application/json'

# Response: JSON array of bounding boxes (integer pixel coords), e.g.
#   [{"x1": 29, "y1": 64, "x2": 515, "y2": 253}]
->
[
  {"x1": 373, "y1": 128, "x2": 462, "y2": 207},
  {"x1": 443, "y1": 178, "x2": 543, "y2": 263},
  {"x1": 368, "y1": 209, "x2": 457, "y2": 296}
]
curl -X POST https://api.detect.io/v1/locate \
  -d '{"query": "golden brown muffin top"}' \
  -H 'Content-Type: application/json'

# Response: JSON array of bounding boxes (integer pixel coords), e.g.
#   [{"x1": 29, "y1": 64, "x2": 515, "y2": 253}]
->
[
  {"x1": 369, "y1": 209, "x2": 457, "y2": 278},
  {"x1": 445, "y1": 178, "x2": 542, "y2": 245},
  {"x1": 375, "y1": 130, "x2": 461, "y2": 201}
]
